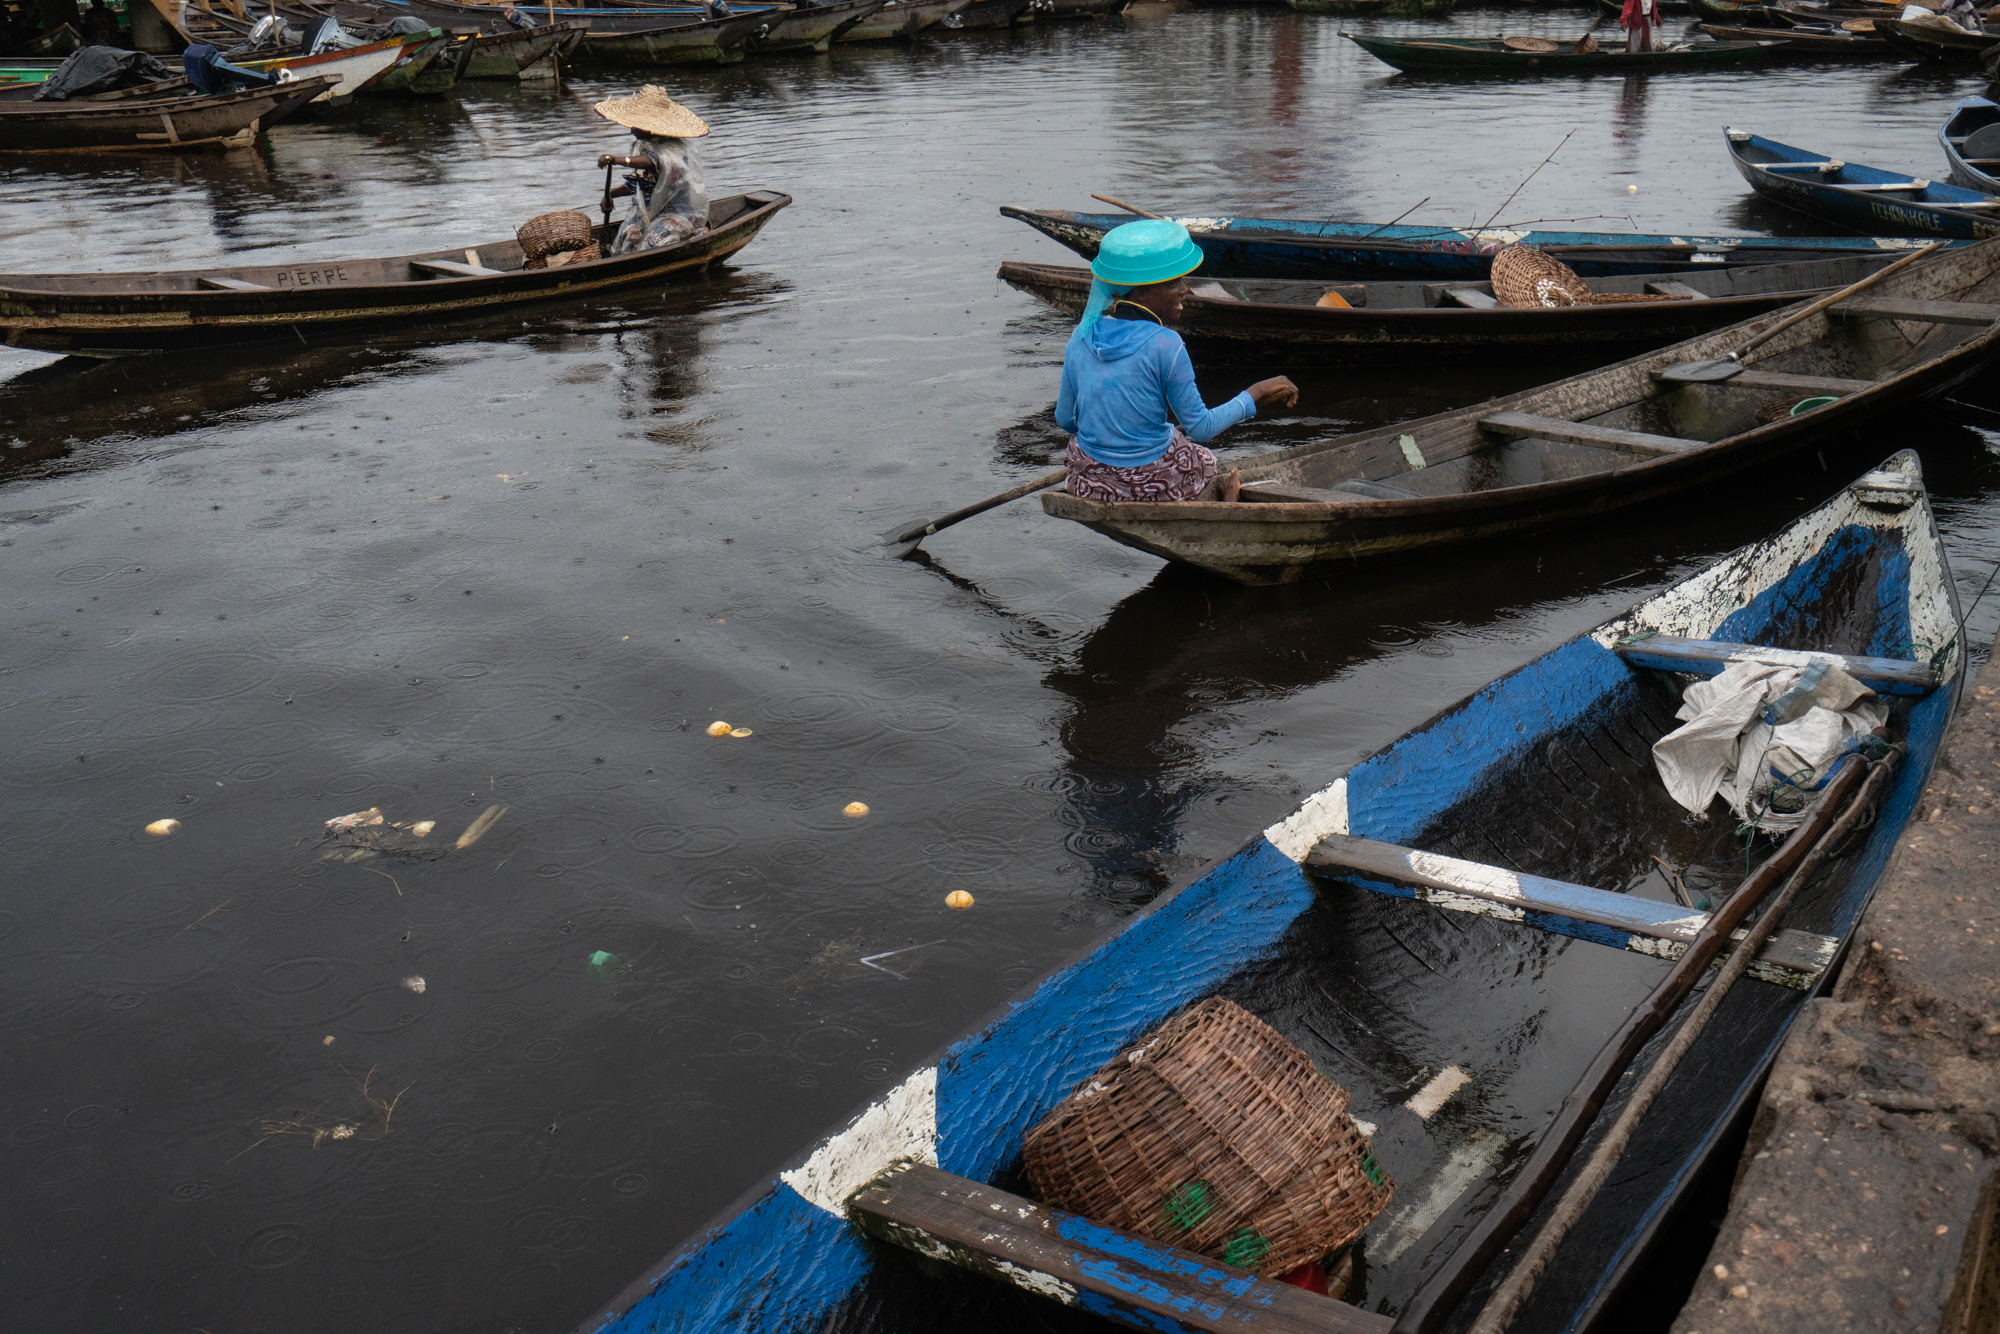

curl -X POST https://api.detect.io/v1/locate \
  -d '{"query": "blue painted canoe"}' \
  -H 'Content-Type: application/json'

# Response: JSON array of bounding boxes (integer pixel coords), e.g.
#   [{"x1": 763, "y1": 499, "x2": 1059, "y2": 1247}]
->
[
  {"x1": 1000, "y1": 205, "x2": 1952, "y2": 281},
  {"x1": 1728, "y1": 127, "x2": 2000, "y2": 239},
  {"x1": 1941, "y1": 95, "x2": 2000, "y2": 195},
  {"x1": 578, "y1": 454, "x2": 1963, "y2": 1334}
]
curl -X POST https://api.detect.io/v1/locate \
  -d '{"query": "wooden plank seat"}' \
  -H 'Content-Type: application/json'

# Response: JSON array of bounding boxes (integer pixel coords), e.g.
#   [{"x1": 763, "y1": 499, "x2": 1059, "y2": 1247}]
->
[
  {"x1": 410, "y1": 257, "x2": 504, "y2": 279},
  {"x1": 848, "y1": 1161, "x2": 1394, "y2": 1334},
  {"x1": 1651, "y1": 366, "x2": 1873, "y2": 394},
  {"x1": 1612, "y1": 633, "x2": 1939, "y2": 694},
  {"x1": 1480, "y1": 411, "x2": 1703, "y2": 458},
  {"x1": 1644, "y1": 281, "x2": 1710, "y2": 299},
  {"x1": 1442, "y1": 287, "x2": 1499, "y2": 309},
  {"x1": 1831, "y1": 296, "x2": 2000, "y2": 325},
  {"x1": 1241, "y1": 477, "x2": 1418, "y2": 504},
  {"x1": 1304, "y1": 834, "x2": 1840, "y2": 989},
  {"x1": 196, "y1": 275, "x2": 275, "y2": 291}
]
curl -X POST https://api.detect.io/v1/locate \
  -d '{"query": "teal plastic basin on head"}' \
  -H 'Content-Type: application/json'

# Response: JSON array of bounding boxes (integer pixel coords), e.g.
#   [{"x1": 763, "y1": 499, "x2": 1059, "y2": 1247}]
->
[{"x1": 1090, "y1": 219, "x2": 1204, "y2": 288}]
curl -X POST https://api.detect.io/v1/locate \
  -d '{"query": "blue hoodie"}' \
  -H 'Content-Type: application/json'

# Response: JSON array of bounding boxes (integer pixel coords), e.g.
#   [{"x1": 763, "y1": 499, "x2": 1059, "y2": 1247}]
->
[{"x1": 1055, "y1": 318, "x2": 1257, "y2": 468}]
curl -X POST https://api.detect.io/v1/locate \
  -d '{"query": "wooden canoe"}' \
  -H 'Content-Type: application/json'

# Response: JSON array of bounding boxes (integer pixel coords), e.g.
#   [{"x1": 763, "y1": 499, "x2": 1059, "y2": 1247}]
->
[
  {"x1": 578, "y1": 454, "x2": 1962, "y2": 1334},
  {"x1": 1876, "y1": 13, "x2": 1999, "y2": 58},
  {"x1": 0, "y1": 76, "x2": 336, "y2": 152},
  {"x1": 749, "y1": 0, "x2": 890, "y2": 51},
  {"x1": 997, "y1": 253, "x2": 1909, "y2": 364},
  {"x1": 569, "y1": 10, "x2": 775, "y2": 63},
  {"x1": 1942, "y1": 95, "x2": 2000, "y2": 194},
  {"x1": 836, "y1": 0, "x2": 973, "y2": 40},
  {"x1": 1000, "y1": 205, "x2": 1948, "y2": 282},
  {"x1": 938, "y1": 0, "x2": 1036, "y2": 29},
  {"x1": 1346, "y1": 32, "x2": 1783, "y2": 72},
  {"x1": 1038, "y1": 237, "x2": 2000, "y2": 584},
  {"x1": 0, "y1": 74, "x2": 191, "y2": 103},
  {"x1": 0, "y1": 189, "x2": 789, "y2": 356},
  {"x1": 1728, "y1": 127, "x2": 2000, "y2": 239},
  {"x1": 1696, "y1": 18, "x2": 1891, "y2": 52}
]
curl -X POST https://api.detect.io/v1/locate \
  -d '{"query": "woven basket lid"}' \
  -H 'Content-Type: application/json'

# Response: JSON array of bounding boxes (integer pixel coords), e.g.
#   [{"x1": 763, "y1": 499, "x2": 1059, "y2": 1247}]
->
[
  {"x1": 1502, "y1": 34, "x2": 1559, "y2": 50},
  {"x1": 1490, "y1": 245, "x2": 1591, "y2": 308}
]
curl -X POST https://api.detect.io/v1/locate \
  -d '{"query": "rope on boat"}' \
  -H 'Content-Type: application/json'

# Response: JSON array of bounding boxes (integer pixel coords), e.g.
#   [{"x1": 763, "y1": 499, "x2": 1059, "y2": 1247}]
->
[{"x1": 1462, "y1": 742, "x2": 1904, "y2": 1334}]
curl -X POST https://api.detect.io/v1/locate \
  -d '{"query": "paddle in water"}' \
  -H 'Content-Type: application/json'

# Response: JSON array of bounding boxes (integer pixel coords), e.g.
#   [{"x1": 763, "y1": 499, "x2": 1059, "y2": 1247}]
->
[{"x1": 881, "y1": 467, "x2": 1070, "y2": 557}]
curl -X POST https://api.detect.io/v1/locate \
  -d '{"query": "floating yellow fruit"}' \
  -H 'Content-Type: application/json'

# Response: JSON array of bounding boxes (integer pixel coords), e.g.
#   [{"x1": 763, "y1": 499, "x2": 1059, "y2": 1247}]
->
[
  {"x1": 707, "y1": 721, "x2": 732, "y2": 737},
  {"x1": 946, "y1": 890, "x2": 975, "y2": 910},
  {"x1": 730, "y1": 727, "x2": 753, "y2": 738},
  {"x1": 1627, "y1": 184, "x2": 1639, "y2": 193},
  {"x1": 144, "y1": 818, "x2": 180, "y2": 837},
  {"x1": 843, "y1": 801, "x2": 869, "y2": 818}
]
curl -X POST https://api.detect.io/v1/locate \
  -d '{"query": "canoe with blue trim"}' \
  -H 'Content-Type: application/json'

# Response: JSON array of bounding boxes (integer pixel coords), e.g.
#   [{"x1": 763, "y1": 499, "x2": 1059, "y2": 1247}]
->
[
  {"x1": 1038, "y1": 236, "x2": 2000, "y2": 584},
  {"x1": 994, "y1": 251, "x2": 1906, "y2": 365},
  {"x1": 1728, "y1": 127, "x2": 2000, "y2": 239},
  {"x1": 1000, "y1": 205, "x2": 1950, "y2": 281},
  {"x1": 1942, "y1": 95, "x2": 2000, "y2": 194},
  {"x1": 576, "y1": 451, "x2": 1962, "y2": 1334},
  {"x1": 1346, "y1": 32, "x2": 1782, "y2": 72}
]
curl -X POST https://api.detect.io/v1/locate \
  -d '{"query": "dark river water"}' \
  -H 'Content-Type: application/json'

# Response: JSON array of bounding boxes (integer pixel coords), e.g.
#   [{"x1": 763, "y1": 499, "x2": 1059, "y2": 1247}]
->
[{"x1": 5, "y1": 9, "x2": 2000, "y2": 1331}]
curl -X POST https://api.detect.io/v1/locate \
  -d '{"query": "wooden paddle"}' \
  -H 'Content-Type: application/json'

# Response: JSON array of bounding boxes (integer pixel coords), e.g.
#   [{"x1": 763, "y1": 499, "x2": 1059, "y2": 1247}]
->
[
  {"x1": 1090, "y1": 193, "x2": 1163, "y2": 219},
  {"x1": 882, "y1": 467, "x2": 1069, "y2": 556},
  {"x1": 1659, "y1": 240, "x2": 1946, "y2": 383}
]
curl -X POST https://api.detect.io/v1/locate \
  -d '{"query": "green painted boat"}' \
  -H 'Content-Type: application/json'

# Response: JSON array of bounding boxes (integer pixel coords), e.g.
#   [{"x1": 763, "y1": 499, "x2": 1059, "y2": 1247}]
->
[
  {"x1": 1288, "y1": 0, "x2": 1454, "y2": 17},
  {"x1": 1345, "y1": 31, "x2": 1784, "y2": 70},
  {"x1": 0, "y1": 60, "x2": 62, "y2": 86}
]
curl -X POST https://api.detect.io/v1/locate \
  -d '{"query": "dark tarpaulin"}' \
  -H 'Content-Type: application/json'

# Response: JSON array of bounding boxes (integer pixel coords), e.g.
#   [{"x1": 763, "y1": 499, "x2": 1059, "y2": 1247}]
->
[{"x1": 33, "y1": 45, "x2": 171, "y2": 100}]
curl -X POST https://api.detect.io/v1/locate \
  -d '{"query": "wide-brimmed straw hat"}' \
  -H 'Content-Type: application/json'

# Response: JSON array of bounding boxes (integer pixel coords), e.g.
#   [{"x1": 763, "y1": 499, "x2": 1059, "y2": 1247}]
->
[{"x1": 592, "y1": 86, "x2": 710, "y2": 139}]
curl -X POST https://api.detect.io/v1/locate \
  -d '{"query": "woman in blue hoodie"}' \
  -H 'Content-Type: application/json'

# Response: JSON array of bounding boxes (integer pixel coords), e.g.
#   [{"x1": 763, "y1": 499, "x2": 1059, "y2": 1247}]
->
[{"x1": 1056, "y1": 219, "x2": 1297, "y2": 504}]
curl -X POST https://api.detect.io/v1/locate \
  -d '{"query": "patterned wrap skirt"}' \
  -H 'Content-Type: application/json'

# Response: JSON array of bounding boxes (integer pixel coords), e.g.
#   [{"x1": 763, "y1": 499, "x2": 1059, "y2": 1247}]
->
[{"x1": 1064, "y1": 431, "x2": 1218, "y2": 503}]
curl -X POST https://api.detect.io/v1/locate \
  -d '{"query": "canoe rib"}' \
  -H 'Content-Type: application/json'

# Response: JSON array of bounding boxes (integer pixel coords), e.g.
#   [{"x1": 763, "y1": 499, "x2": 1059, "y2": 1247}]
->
[
  {"x1": 848, "y1": 1162, "x2": 1394, "y2": 1334},
  {"x1": 1612, "y1": 635, "x2": 1940, "y2": 693},
  {"x1": 1479, "y1": 411, "x2": 1703, "y2": 458}
]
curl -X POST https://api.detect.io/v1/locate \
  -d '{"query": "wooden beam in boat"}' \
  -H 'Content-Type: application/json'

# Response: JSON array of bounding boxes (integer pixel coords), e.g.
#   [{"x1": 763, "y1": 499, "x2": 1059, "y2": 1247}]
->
[
  {"x1": 1612, "y1": 634, "x2": 1939, "y2": 694},
  {"x1": 847, "y1": 1161, "x2": 1393, "y2": 1334},
  {"x1": 1650, "y1": 366, "x2": 1873, "y2": 393},
  {"x1": 1479, "y1": 412, "x2": 1703, "y2": 458},
  {"x1": 1831, "y1": 296, "x2": 2000, "y2": 326},
  {"x1": 1304, "y1": 834, "x2": 1838, "y2": 990},
  {"x1": 410, "y1": 257, "x2": 504, "y2": 279},
  {"x1": 1442, "y1": 288, "x2": 1499, "y2": 309},
  {"x1": 1644, "y1": 281, "x2": 1710, "y2": 300}
]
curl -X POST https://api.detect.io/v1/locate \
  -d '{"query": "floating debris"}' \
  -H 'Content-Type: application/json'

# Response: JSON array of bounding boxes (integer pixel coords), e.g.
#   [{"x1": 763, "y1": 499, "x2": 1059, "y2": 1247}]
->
[
  {"x1": 730, "y1": 727, "x2": 753, "y2": 738},
  {"x1": 410, "y1": 820, "x2": 435, "y2": 837},
  {"x1": 706, "y1": 721, "x2": 733, "y2": 737},
  {"x1": 455, "y1": 804, "x2": 507, "y2": 850},
  {"x1": 843, "y1": 802, "x2": 869, "y2": 818},
  {"x1": 323, "y1": 1035, "x2": 335, "y2": 1046},
  {"x1": 402, "y1": 975, "x2": 426, "y2": 994},
  {"x1": 946, "y1": 890, "x2": 975, "y2": 910},
  {"x1": 589, "y1": 950, "x2": 614, "y2": 968},
  {"x1": 144, "y1": 818, "x2": 181, "y2": 837},
  {"x1": 860, "y1": 939, "x2": 946, "y2": 980},
  {"x1": 325, "y1": 807, "x2": 383, "y2": 832}
]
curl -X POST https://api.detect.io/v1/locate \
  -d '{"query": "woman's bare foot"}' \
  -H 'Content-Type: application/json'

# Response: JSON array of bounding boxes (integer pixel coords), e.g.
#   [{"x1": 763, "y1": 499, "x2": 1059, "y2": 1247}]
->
[{"x1": 1219, "y1": 468, "x2": 1241, "y2": 503}]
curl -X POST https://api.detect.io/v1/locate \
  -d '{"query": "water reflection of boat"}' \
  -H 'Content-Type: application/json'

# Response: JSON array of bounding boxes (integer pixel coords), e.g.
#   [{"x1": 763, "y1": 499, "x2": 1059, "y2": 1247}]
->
[
  {"x1": 580, "y1": 454, "x2": 1961, "y2": 1334},
  {"x1": 1041, "y1": 238, "x2": 2000, "y2": 584},
  {"x1": 0, "y1": 190, "x2": 790, "y2": 356},
  {"x1": 996, "y1": 252, "x2": 1900, "y2": 365}
]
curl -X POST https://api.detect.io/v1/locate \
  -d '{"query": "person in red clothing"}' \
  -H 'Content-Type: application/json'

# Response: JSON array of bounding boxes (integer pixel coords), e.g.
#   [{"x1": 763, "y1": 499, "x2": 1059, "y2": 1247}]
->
[{"x1": 1620, "y1": 0, "x2": 1661, "y2": 52}]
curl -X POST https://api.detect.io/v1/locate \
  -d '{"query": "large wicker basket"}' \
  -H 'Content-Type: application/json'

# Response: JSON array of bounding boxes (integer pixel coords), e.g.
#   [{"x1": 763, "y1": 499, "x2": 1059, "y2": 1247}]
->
[
  {"x1": 1490, "y1": 245, "x2": 1692, "y2": 308},
  {"x1": 517, "y1": 210, "x2": 601, "y2": 270},
  {"x1": 1022, "y1": 998, "x2": 1393, "y2": 1278}
]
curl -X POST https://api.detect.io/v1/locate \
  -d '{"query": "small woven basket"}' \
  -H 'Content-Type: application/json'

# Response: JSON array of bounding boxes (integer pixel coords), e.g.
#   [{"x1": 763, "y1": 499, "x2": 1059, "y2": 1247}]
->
[
  {"x1": 517, "y1": 210, "x2": 600, "y2": 270},
  {"x1": 1502, "y1": 34, "x2": 1559, "y2": 50},
  {"x1": 1022, "y1": 998, "x2": 1393, "y2": 1278}
]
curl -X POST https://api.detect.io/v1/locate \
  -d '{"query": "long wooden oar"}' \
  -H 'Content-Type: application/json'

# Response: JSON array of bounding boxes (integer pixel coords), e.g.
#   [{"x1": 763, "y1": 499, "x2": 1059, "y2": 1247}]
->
[
  {"x1": 882, "y1": 467, "x2": 1068, "y2": 557},
  {"x1": 1090, "y1": 193, "x2": 1163, "y2": 219},
  {"x1": 1659, "y1": 240, "x2": 1946, "y2": 384},
  {"x1": 1464, "y1": 743, "x2": 1901, "y2": 1334}
]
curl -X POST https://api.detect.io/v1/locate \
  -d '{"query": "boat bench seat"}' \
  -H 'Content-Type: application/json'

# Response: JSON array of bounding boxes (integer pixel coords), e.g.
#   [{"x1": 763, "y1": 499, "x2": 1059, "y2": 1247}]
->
[
  {"x1": 1442, "y1": 287, "x2": 1499, "y2": 309},
  {"x1": 1644, "y1": 281, "x2": 1709, "y2": 299},
  {"x1": 1240, "y1": 477, "x2": 1417, "y2": 503},
  {"x1": 1650, "y1": 366, "x2": 1874, "y2": 394},
  {"x1": 1480, "y1": 411, "x2": 1702, "y2": 457},
  {"x1": 196, "y1": 275, "x2": 276, "y2": 292},
  {"x1": 1304, "y1": 832, "x2": 1840, "y2": 988},
  {"x1": 1832, "y1": 296, "x2": 2000, "y2": 326},
  {"x1": 848, "y1": 1162, "x2": 1394, "y2": 1334},
  {"x1": 410, "y1": 257, "x2": 504, "y2": 279},
  {"x1": 1612, "y1": 633, "x2": 1939, "y2": 694}
]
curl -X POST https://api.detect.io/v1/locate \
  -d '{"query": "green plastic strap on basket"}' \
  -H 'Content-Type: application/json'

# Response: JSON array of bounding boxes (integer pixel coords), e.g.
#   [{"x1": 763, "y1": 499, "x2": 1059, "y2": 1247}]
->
[
  {"x1": 1360, "y1": 1146, "x2": 1387, "y2": 1190},
  {"x1": 1162, "y1": 1180, "x2": 1215, "y2": 1233},
  {"x1": 1223, "y1": 1228, "x2": 1271, "y2": 1268}
]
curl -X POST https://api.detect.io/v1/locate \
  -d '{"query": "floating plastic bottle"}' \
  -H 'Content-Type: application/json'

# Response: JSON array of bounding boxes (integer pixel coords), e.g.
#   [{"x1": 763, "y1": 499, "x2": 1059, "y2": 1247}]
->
[{"x1": 1762, "y1": 660, "x2": 1830, "y2": 727}]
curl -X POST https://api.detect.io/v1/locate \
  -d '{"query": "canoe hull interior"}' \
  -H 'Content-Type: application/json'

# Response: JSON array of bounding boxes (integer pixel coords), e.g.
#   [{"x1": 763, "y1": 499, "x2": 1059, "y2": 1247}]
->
[
  {"x1": 575, "y1": 454, "x2": 1960, "y2": 1334},
  {"x1": 0, "y1": 191, "x2": 790, "y2": 355},
  {"x1": 1037, "y1": 237, "x2": 2000, "y2": 584}
]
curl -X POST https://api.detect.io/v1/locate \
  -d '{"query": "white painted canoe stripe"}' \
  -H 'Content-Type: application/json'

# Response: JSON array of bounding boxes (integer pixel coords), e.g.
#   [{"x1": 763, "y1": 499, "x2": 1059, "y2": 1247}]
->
[
  {"x1": 780, "y1": 1067, "x2": 938, "y2": 1216},
  {"x1": 1372, "y1": 1129, "x2": 1507, "y2": 1266},
  {"x1": 1265, "y1": 776, "x2": 1347, "y2": 862}
]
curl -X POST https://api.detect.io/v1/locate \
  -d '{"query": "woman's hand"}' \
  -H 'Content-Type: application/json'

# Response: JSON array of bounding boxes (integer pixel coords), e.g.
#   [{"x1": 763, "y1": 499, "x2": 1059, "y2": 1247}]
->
[{"x1": 1249, "y1": 376, "x2": 1299, "y2": 411}]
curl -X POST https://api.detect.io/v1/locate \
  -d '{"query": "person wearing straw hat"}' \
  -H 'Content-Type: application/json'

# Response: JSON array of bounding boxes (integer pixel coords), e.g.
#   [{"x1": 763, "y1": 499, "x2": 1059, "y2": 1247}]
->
[
  {"x1": 593, "y1": 87, "x2": 712, "y2": 254},
  {"x1": 1056, "y1": 219, "x2": 1297, "y2": 505}
]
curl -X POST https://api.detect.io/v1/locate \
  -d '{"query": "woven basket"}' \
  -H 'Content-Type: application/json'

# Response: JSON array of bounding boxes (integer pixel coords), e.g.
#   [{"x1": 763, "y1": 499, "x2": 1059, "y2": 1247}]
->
[
  {"x1": 1491, "y1": 245, "x2": 1592, "y2": 307},
  {"x1": 1022, "y1": 998, "x2": 1393, "y2": 1278},
  {"x1": 525, "y1": 241, "x2": 601, "y2": 271},
  {"x1": 1502, "y1": 34, "x2": 1559, "y2": 50},
  {"x1": 517, "y1": 210, "x2": 598, "y2": 269},
  {"x1": 1571, "y1": 32, "x2": 1599, "y2": 52}
]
